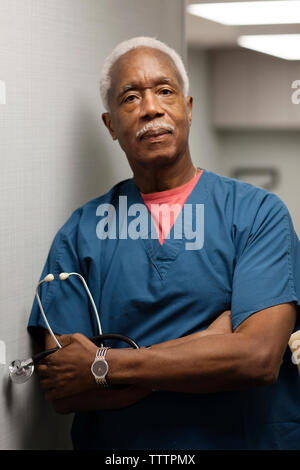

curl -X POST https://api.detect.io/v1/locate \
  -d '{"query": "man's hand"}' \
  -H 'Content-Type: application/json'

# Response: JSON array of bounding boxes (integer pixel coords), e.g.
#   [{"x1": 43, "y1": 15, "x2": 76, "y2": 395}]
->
[
  {"x1": 37, "y1": 333, "x2": 98, "y2": 400},
  {"x1": 38, "y1": 332, "x2": 153, "y2": 411}
]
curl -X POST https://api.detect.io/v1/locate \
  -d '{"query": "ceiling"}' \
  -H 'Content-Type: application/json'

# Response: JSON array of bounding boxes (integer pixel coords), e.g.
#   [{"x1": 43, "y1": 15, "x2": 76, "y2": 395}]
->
[{"x1": 186, "y1": 0, "x2": 300, "y2": 49}]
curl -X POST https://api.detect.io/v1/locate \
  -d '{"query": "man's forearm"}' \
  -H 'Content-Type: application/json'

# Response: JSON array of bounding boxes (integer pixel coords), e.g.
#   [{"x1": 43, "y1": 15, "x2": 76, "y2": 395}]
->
[
  {"x1": 52, "y1": 385, "x2": 153, "y2": 414},
  {"x1": 107, "y1": 331, "x2": 274, "y2": 393},
  {"x1": 147, "y1": 328, "x2": 217, "y2": 349},
  {"x1": 149, "y1": 310, "x2": 232, "y2": 350}
]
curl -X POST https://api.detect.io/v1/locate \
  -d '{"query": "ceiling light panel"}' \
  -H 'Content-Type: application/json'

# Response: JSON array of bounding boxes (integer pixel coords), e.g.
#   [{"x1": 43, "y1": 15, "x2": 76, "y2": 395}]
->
[{"x1": 187, "y1": 1, "x2": 300, "y2": 25}]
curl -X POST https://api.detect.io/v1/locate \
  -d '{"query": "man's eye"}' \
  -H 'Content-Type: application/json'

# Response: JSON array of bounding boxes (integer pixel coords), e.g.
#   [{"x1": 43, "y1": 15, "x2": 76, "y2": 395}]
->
[
  {"x1": 124, "y1": 94, "x2": 137, "y2": 103},
  {"x1": 160, "y1": 88, "x2": 173, "y2": 95}
]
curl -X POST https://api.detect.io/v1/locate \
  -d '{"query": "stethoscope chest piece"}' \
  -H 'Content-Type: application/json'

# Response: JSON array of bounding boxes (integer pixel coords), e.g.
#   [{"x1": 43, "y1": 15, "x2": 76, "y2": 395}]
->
[{"x1": 9, "y1": 360, "x2": 34, "y2": 384}]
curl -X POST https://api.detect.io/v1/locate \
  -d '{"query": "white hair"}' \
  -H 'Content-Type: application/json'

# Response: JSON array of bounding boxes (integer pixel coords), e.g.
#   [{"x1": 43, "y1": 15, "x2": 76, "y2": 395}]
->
[{"x1": 100, "y1": 36, "x2": 189, "y2": 111}]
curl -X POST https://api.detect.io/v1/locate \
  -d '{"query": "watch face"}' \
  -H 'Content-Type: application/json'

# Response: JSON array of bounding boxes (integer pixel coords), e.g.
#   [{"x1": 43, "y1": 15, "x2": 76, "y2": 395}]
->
[{"x1": 92, "y1": 359, "x2": 108, "y2": 378}]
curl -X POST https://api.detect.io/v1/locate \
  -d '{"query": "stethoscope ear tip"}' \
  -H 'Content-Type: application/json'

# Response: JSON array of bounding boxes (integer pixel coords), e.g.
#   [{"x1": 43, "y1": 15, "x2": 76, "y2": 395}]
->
[
  {"x1": 43, "y1": 272, "x2": 70, "y2": 282},
  {"x1": 59, "y1": 272, "x2": 70, "y2": 280}
]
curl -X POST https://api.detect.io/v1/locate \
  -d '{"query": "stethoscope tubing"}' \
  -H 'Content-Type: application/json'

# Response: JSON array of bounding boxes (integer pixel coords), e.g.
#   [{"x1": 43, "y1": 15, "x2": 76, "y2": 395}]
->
[
  {"x1": 24, "y1": 274, "x2": 140, "y2": 368},
  {"x1": 36, "y1": 272, "x2": 103, "y2": 349}
]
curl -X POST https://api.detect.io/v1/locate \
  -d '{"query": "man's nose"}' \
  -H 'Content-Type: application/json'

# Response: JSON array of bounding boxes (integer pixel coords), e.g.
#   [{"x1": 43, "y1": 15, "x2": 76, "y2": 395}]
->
[{"x1": 140, "y1": 89, "x2": 164, "y2": 119}]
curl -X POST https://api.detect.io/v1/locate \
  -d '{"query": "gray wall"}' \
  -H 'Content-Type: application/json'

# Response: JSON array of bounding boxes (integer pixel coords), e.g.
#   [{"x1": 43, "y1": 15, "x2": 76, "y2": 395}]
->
[{"x1": 0, "y1": 0, "x2": 186, "y2": 450}]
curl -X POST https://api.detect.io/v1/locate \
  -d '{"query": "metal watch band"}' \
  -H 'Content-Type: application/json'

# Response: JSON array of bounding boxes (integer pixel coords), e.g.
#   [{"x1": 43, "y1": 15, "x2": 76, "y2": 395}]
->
[
  {"x1": 96, "y1": 347, "x2": 110, "y2": 359},
  {"x1": 95, "y1": 347, "x2": 110, "y2": 387}
]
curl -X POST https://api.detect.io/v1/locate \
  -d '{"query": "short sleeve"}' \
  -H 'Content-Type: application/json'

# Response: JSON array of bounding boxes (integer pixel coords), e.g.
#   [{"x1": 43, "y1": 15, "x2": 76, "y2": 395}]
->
[
  {"x1": 231, "y1": 194, "x2": 300, "y2": 331},
  {"x1": 27, "y1": 209, "x2": 96, "y2": 347}
]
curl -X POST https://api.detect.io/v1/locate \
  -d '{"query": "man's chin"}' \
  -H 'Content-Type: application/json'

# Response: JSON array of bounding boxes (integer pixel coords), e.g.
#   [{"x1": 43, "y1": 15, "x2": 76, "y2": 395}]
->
[{"x1": 136, "y1": 151, "x2": 178, "y2": 166}]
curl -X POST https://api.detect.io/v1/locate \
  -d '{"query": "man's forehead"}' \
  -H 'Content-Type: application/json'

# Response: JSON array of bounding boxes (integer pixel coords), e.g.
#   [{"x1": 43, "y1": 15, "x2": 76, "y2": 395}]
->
[
  {"x1": 114, "y1": 46, "x2": 175, "y2": 69},
  {"x1": 110, "y1": 47, "x2": 182, "y2": 93}
]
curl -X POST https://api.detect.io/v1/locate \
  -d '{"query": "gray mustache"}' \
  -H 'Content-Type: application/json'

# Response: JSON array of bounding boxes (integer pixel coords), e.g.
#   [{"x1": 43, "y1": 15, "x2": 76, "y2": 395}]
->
[{"x1": 136, "y1": 121, "x2": 175, "y2": 139}]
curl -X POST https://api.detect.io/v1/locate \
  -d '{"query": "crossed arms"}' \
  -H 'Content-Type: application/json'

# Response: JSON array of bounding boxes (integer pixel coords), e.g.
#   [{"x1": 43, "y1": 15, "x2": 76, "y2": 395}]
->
[{"x1": 37, "y1": 302, "x2": 297, "y2": 414}]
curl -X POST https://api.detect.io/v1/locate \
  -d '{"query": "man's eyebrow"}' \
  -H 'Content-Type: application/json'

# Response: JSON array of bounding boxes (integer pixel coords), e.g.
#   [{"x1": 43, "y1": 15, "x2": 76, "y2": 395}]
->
[{"x1": 117, "y1": 77, "x2": 176, "y2": 98}]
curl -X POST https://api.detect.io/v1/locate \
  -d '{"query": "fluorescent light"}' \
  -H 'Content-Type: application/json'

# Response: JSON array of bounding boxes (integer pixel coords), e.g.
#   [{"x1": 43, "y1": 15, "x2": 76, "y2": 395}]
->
[
  {"x1": 187, "y1": 1, "x2": 300, "y2": 25},
  {"x1": 238, "y1": 34, "x2": 300, "y2": 60}
]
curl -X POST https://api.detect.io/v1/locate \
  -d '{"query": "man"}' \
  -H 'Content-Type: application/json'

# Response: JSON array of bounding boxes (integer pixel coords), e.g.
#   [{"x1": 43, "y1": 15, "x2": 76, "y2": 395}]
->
[{"x1": 28, "y1": 37, "x2": 300, "y2": 450}]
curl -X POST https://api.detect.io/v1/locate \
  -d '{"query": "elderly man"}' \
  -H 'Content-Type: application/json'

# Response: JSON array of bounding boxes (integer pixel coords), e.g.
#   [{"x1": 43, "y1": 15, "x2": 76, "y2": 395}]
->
[{"x1": 28, "y1": 37, "x2": 300, "y2": 450}]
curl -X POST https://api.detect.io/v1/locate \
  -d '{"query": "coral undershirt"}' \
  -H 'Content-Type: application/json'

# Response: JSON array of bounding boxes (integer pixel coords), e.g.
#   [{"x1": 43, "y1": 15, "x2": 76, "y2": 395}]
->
[{"x1": 140, "y1": 169, "x2": 203, "y2": 245}]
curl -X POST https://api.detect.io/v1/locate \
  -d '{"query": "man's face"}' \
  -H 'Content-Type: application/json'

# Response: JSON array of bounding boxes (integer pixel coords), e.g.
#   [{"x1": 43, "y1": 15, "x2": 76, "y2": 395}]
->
[{"x1": 102, "y1": 47, "x2": 193, "y2": 169}]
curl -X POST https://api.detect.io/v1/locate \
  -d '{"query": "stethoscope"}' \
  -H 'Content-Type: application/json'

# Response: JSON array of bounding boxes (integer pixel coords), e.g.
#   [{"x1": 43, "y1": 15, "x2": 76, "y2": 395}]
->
[{"x1": 9, "y1": 272, "x2": 139, "y2": 384}]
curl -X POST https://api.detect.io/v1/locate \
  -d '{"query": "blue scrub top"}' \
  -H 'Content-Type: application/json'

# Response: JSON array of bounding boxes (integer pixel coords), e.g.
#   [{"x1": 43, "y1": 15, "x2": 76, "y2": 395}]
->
[{"x1": 28, "y1": 169, "x2": 300, "y2": 450}]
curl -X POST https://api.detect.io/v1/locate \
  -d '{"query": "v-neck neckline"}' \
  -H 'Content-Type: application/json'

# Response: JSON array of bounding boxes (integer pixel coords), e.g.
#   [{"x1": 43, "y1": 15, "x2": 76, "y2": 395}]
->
[{"x1": 127, "y1": 168, "x2": 209, "y2": 280}]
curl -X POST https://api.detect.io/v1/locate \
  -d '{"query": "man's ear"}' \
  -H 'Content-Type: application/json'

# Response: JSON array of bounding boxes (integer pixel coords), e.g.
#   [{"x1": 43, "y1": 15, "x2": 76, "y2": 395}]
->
[
  {"x1": 102, "y1": 113, "x2": 118, "y2": 141},
  {"x1": 186, "y1": 96, "x2": 193, "y2": 126}
]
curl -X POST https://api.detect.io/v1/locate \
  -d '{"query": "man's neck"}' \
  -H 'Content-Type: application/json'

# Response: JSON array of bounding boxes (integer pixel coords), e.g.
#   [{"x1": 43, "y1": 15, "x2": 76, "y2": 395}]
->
[{"x1": 132, "y1": 154, "x2": 197, "y2": 194}]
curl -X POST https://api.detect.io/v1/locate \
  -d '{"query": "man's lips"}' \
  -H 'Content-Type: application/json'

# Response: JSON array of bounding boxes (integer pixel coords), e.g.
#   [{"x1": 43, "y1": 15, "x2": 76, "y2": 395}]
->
[{"x1": 139, "y1": 129, "x2": 172, "y2": 140}]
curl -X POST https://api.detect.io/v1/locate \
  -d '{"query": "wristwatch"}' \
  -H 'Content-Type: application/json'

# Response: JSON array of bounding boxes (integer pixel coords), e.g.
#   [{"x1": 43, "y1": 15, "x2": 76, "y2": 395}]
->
[{"x1": 91, "y1": 347, "x2": 110, "y2": 387}]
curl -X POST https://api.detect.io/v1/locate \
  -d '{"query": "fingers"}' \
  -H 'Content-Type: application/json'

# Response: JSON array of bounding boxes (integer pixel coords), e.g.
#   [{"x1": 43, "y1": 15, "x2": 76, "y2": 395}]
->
[
  {"x1": 45, "y1": 388, "x2": 59, "y2": 401},
  {"x1": 39, "y1": 377, "x2": 53, "y2": 391},
  {"x1": 39, "y1": 373, "x2": 72, "y2": 400},
  {"x1": 35, "y1": 332, "x2": 96, "y2": 401},
  {"x1": 37, "y1": 365, "x2": 57, "y2": 398},
  {"x1": 35, "y1": 363, "x2": 49, "y2": 378},
  {"x1": 58, "y1": 334, "x2": 73, "y2": 347}
]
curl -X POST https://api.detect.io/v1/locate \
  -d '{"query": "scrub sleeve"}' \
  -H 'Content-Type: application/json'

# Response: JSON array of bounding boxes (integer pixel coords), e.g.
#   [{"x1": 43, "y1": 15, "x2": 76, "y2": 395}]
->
[{"x1": 230, "y1": 193, "x2": 300, "y2": 331}]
